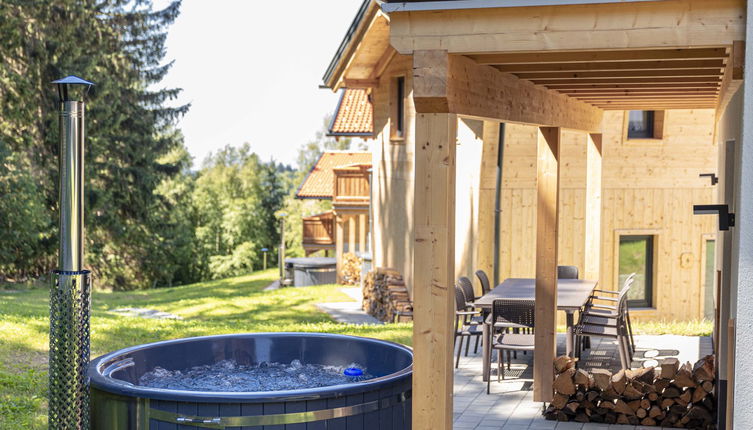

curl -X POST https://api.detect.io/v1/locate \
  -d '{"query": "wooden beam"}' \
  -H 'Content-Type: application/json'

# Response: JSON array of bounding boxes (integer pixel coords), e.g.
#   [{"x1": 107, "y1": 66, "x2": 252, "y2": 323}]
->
[
  {"x1": 390, "y1": 0, "x2": 745, "y2": 54},
  {"x1": 412, "y1": 51, "x2": 603, "y2": 131},
  {"x1": 467, "y1": 48, "x2": 729, "y2": 65},
  {"x1": 348, "y1": 216, "x2": 356, "y2": 255},
  {"x1": 583, "y1": 133, "x2": 602, "y2": 281},
  {"x1": 534, "y1": 126, "x2": 560, "y2": 403},
  {"x1": 547, "y1": 82, "x2": 722, "y2": 90},
  {"x1": 533, "y1": 77, "x2": 722, "y2": 85},
  {"x1": 343, "y1": 78, "x2": 380, "y2": 88},
  {"x1": 560, "y1": 89, "x2": 719, "y2": 96},
  {"x1": 412, "y1": 112, "x2": 457, "y2": 430},
  {"x1": 370, "y1": 46, "x2": 397, "y2": 80},
  {"x1": 717, "y1": 41, "x2": 745, "y2": 115},
  {"x1": 517, "y1": 69, "x2": 723, "y2": 80},
  {"x1": 493, "y1": 59, "x2": 725, "y2": 73},
  {"x1": 358, "y1": 213, "x2": 367, "y2": 253},
  {"x1": 336, "y1": 216, "x2": 344, "y2": 284}
]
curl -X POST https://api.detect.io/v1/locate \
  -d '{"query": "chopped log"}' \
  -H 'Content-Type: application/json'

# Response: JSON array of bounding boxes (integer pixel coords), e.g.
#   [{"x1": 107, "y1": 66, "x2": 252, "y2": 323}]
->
[
  {"x1": 591, "y1": 368, "x2": 612, "y2": 390},
  {"x1": 600, "y1": 400, "x2": 615, "y2": 410},
  {"x1": 677, "y1": 388, "x2": 693, "y2": 406},
  {"x1": 636, "y1": 408, "x2": 647, "y2": 419},
  {"x1": 654, "y1": 378, "x2": 671, "y2": 392},
  {"x1": 574, "y1": 412, "x2": 589, "y2": 423},
  {"x1": 574, "y1": 391, "x2": 585, "y2": 402},
  {"x1": 627, "y1": 415, "x2": 640, "y2": 425},
  {"x1": 565, "y1": 402, "x2": 579, "y2": 414},
  {"x1": 553, "y1": 368, "x2": 577, "y2": 395},
  {"x1": 616, "y1": 413, "x2": 630, "y2": 424},
  {"x1": 629, "y1": 366, "x2": 656, "y2": 385},
  {"x1": 673, "y1": 364, "x2": 697, "y2": 389},
  {"x1": 623, "y1": 384, "x2": 643, "y2": 400},
  {"x1": 661, "y1": 398, "x2": 675, "y2": 409},
  {"x1": 574, "y1": 368, "x2": 591, "y2": 386},
  {"x1": 701, "y1": 380, "x2": 714, "y2": 393},
  {"x1": 554, "y1": 355, "x2": 575, "y2": 373},
  {"x1": 627, "y1": 399, "x2": 642, "y2": 412},
  {"x1": 640, "y1": 398, "x2": 651, "y2": 410},
  {"x1": 692, "y1": 355, "x2": 715, "y2": 382},
  {"x1": 551, "y1": 393, "x2": 569, "y2": 409},
  {"x1": 601, "y1": 387, "x2": 620, "y2": 401},
  {"x1": 702, "y1": 394, "x2": 715, "y2": 411},
  {"x1": 611, "y1": 370, "x2": 628, "y2": 395},
  {"x1": 663, "y1": 386, "x2": 682, "y2": 398},
  {"x1": 604, "y1": 412, "x2": 617, "y2": 424},
  {"x1": 647, "y1": 392, "x2": 659, "y2": 401},
  {"x1": 686, "y1": 405, "x2": 713, "y2": 423},
  {"x1": 670, "y1": 404, "x2": 689, "y2": 416},
  {"x1": 661, "y1": 357, "x2": 680, "y2": 379},
  {"x1": 641, "y1": 417, "x2": 657, "y2": 426},
  {"x1": 586, "y1": 390, "x2": 599, "y2": 402},
  {"x1": 614, "y1": 399, "x2": 634, "y2": 415},
  {"x1": 649, "y1": 405, "x2": 663, "y2": 418}
]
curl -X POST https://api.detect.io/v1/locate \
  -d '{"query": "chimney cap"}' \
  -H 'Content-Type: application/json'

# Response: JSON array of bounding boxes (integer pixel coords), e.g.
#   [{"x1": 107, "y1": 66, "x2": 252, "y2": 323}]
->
[{"x1": 52, "y1": 75, "x2": 94, "y2": 86}]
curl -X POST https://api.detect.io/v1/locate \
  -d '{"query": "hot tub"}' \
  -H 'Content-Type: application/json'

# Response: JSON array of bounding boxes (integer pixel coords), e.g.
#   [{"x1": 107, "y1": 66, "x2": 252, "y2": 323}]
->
[
  {"x1": 89, "y1": 332, "x2": 412, "y2": 429},
  {"x1": 284, "y1": 257, "x2": 337, "y2": 286}
]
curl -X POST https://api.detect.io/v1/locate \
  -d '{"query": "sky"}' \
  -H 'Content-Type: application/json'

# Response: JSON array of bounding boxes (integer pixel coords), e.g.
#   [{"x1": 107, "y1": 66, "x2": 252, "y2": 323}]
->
[{"x1": 154, "y1": 0, "x2": 364, "y2": 168}]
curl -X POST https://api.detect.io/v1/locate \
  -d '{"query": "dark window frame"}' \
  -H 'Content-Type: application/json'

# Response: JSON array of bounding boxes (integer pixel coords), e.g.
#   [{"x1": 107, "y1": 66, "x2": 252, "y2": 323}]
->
[
  {"x1": 627, "y1": 110, "x2": 655, "y2": 139},
  {"x1": 395, "y1": 76, "x2": 405, "y2": 138},
  {"x1": 618, "y1": 234, "x2": 655, "y2": 308}
]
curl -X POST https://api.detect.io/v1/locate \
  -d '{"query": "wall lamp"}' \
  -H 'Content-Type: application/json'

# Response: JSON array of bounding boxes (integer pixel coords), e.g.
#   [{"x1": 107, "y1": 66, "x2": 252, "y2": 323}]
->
[{"x1": 693, "y1": 204, "x2": 735, "y2": 231}]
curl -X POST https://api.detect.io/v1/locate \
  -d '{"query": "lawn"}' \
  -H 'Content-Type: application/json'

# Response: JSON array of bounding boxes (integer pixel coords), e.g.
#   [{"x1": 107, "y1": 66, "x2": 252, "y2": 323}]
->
[
  {"x1": 0, "y1": 269, "x2": 712, "y2": 429},
  {"x1": 0, "y1": 269, "x2": 411, "y2": 429}
]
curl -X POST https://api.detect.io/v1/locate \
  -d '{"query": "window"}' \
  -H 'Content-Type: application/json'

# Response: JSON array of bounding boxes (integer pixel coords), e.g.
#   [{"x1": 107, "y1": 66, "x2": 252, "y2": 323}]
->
[
  {"x1": 392, "y1": 76, "x2": 405, "y2": 139},
  {"x1": 618, "y1": 235, "x2": 654, "y2": 307},
  {"x1": 627, "y1": 110, "x2": 664, "y2": 140}
]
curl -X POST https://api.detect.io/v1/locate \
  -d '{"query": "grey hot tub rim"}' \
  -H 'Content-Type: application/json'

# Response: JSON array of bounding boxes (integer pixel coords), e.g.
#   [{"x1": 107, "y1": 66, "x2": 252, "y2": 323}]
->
[{"x1": 89, "y1": 332, "x2": 413, "y2": 403}]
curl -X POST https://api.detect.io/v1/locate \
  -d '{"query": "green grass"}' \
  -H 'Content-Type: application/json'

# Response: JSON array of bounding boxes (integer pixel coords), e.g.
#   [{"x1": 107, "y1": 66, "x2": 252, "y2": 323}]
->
[{"x1": 0, "y1": 269, "x2": 411, "y2": 429}]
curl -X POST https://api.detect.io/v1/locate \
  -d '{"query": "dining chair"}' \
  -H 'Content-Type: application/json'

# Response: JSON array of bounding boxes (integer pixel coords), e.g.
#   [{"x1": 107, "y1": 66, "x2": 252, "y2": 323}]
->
[
  {"x1": 458, "y1": 276, "x2": 480, "y2": 303},
  {"x1": 454, "y1": 286, "x2": 483, "y2": 368},
  {"x1": 581, "y1": 273, "x2": 637, "y2": 353},
  {"x1": 486, "y1": 299, "x2": 536, "y2": 393},
  {"x1": 557, "y1": 265, "x2": 579, "y2": 279},
  {"x1": 475, "y1": 269, "x2": 492, "y2": 296},
  {"x1": 457, "y1": 277, "x2": 484, "y2": 354},
  {"x1": 573, "y1": 274, "x2": 635, "y2": 370}
]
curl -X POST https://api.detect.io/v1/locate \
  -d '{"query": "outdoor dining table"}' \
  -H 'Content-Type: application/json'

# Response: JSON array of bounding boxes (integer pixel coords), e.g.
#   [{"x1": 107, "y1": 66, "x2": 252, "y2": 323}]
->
[{"x1": 473, "y1": 277, "x2": 598, "y2": 382}]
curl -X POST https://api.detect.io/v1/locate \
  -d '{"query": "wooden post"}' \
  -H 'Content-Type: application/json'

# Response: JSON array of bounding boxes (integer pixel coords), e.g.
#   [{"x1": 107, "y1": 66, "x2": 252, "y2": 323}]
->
[
  {"x1": 583, "y1": 133, "x2": 602, "y2": 281},
  {"x1": 413, "y1": 112, "x2": 457, "y2": 430},
  {"x1": 477, "y1": 121, "x2": 500, "y2": 292},
  {"x1": 359, "y1": 213, "x2": 367, "y2": 254},
  {"x1": 534, "y1": 126, "x2": 560, "y2": 403},
  {"x1": 348, "y1": 216, "x2": 356, "y2": 255},
  {"x1": 336, "y1": 215, "x2": 344, "y2": 284}
]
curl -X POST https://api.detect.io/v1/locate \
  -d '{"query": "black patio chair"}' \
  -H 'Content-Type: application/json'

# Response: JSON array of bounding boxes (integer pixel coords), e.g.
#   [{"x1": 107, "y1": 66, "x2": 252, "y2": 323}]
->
[
  {"x1": 557, "y1": 265, "x2": 579, "y2": 279},
  {"x1": 486, "y1": 299, "x2": 536, "y2": 393},
  {"x1": 475, "y1": 269, "x2": 492, "y2": 296},
  {"x1": 454, "y1": 286, "x2": 483, "y2": 368}
]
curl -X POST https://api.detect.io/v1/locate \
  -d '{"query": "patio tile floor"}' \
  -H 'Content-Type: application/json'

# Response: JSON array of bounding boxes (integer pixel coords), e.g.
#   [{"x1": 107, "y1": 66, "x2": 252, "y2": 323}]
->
[{"x1": 452, "y1": 333, "x2": 713, "y2": 429}]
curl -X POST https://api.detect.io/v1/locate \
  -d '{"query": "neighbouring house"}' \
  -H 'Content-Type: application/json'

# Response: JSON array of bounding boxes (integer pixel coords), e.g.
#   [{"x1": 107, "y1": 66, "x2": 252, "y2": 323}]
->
[
  {"x1": 296, "y1": 150, "x2": 372, "y2": 282},
  {"x1": 322, "y1": 0, "x2": 752, "y2": 427}
]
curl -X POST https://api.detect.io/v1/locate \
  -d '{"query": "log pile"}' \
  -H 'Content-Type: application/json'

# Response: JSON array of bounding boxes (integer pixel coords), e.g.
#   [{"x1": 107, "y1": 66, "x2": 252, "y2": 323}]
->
[
  {"x1": 362, "y1": 267, "x2": 412, "y2": 322},
  {"x1": 340, "y1": 252, "x2": 362, "y2": 285},
  {"x1": 544, "y1": 355, "x2": 716, "y2": 429}
]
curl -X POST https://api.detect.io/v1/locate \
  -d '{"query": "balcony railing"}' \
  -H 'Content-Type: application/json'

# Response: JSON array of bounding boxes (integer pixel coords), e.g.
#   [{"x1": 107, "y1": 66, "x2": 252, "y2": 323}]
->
[
  {"x1": 302, "y1": 211, "x2": 335, "y2": 247},
  {"x1": 333, "y1": 163, "x2": 370, "y2": 207}
]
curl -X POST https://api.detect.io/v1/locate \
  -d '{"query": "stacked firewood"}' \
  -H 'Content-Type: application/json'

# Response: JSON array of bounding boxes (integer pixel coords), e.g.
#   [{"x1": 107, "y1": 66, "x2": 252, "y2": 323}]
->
[
  {"x1": 340, "y1": 252, "x2": 362, "y2": 285},
  {"x1": 544, "y1": 355, "x2": 716, "y2": 429},
  {"x1": 362, "y1": 268, "x2": 412, "y2": 322}
]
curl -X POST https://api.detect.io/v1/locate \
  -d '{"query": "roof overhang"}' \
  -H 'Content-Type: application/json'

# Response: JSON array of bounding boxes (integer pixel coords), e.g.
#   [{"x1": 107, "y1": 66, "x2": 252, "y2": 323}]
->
[
  {"x1": 323, "y1": 0, "x2": 391, "y2": 91},
  {"x1": 382, "y1": 0, "x2": 666, "y2": 13}
]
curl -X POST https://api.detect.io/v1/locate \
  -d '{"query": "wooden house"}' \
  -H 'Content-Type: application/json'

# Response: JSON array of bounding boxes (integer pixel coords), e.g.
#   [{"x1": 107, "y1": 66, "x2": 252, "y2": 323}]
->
[
  {"x1": 296, "y1": 151, "x2": 372, "y2": 282},
  {"x1": 322, "y1": 0, "x2": 753, "y2": 427}
]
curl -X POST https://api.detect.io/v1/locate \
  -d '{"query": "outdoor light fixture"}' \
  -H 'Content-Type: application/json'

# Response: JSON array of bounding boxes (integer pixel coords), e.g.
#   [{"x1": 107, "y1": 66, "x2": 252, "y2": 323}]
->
[
  {"x1": 49, "y1": 75, "x2": 93, "y2": 429},
  {"x1": 261, "y1": 247, "x2": 269, "y2": 270},
  {"x1": 693, "y1": 204, "x2": 735, "y2": 231},
  {"x1": 278, "y1": 213, "x2": 288, "y2": 284}
]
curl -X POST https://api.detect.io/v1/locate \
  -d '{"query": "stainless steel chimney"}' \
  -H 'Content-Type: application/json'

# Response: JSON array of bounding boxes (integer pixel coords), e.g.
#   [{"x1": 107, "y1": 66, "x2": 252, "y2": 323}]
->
[{"x1": 49, "y1": 75, "x2": 93, "y2": 430}]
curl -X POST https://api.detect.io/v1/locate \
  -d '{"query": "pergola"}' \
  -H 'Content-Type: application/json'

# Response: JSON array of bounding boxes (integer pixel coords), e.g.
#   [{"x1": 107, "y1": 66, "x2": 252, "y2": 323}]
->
[{"x1": 324, "y1": 0, "x2": 751, "y2": 428}]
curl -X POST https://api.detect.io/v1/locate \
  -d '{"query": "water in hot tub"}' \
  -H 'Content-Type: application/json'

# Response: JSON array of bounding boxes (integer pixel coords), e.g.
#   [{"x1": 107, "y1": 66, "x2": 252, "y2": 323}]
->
[{"x1": 137, "y1": 359, "x2": 373, "y2": 392}]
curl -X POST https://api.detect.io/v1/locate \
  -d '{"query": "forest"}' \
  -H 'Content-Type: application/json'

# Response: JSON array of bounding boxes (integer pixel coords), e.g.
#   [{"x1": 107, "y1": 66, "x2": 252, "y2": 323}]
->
[{"x1": 0, "y1": 0, "x2": 352, "y2": 290}]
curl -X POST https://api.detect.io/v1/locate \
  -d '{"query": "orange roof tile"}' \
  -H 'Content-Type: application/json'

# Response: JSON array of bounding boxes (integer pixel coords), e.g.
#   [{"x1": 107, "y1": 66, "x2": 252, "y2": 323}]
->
[
  {"x1": 328, "y1": 88, "x2": 373, "y2": 136},
  {"x1": 296, "y1": 151, "x2": 372, "y2": 199}
]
